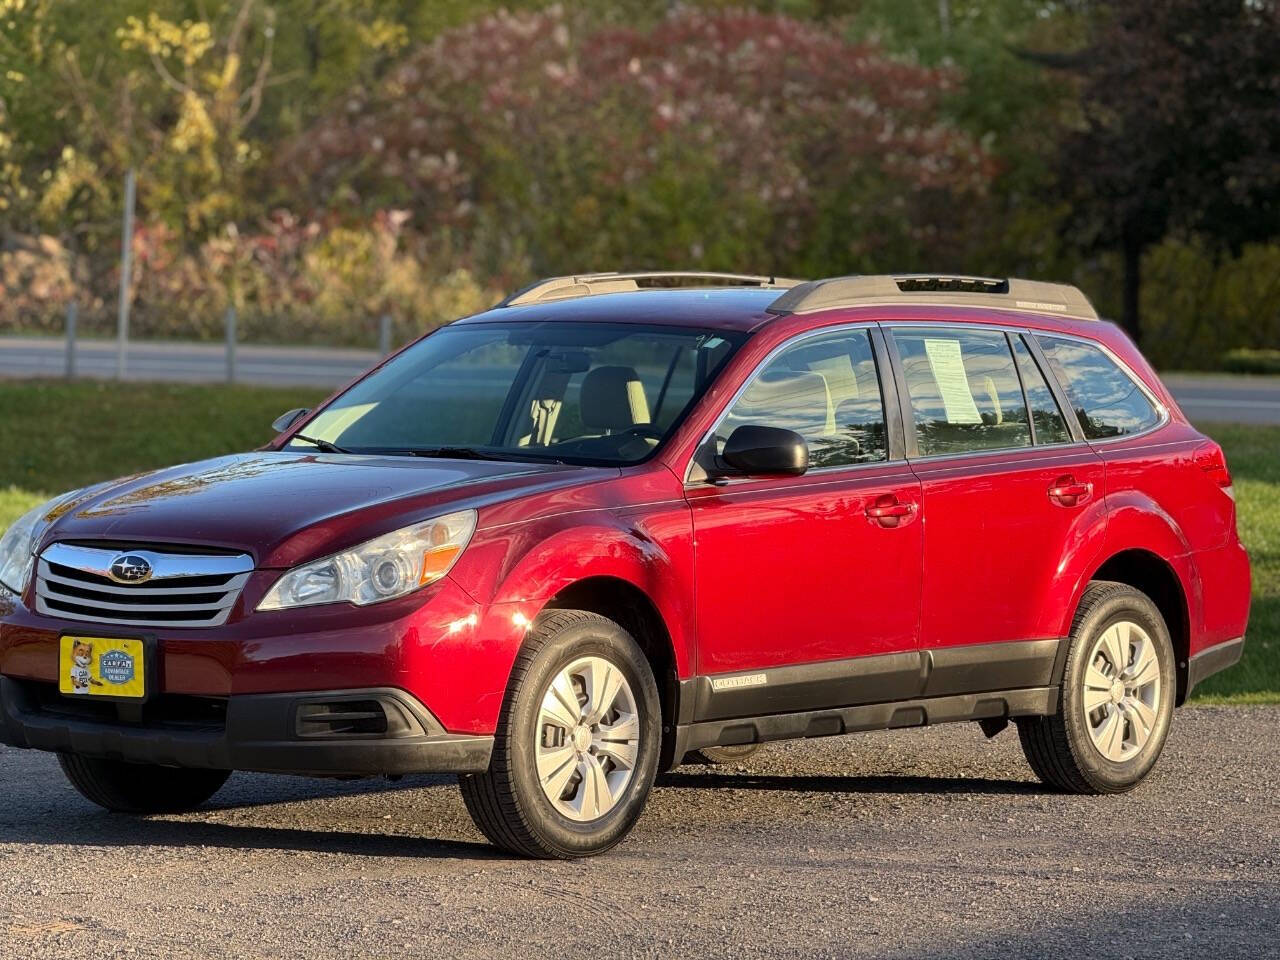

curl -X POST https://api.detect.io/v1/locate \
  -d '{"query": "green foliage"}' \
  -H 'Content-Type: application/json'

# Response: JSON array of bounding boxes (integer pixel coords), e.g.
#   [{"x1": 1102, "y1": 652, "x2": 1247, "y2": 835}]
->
[
  {"x1": 0, "y1": 1, "x2": 1278, "y2": 364},
  {"x1": 1094, "y1": 239, "x2": 1280, "y2": 370},
  {"x1": 1221, "y1": 350, "x2": 1280, "y2": 376},
  {"x1": 1045, "y1": 0, "x2": 1280, "y2": 339}
]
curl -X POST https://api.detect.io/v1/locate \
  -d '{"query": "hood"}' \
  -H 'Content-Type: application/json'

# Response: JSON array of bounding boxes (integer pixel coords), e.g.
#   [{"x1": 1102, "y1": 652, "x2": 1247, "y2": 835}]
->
[{"x1": 39, "y1": 452, "x2": 605, "y2": 568}]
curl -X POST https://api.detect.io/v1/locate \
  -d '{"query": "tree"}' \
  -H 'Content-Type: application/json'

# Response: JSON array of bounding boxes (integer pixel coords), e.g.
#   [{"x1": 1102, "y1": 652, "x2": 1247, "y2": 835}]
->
[
  {"x1": 284, "y1": 6, "x2": 993, "y2": 282},
  {"x1": 1033, "y1": 0, "x2": 1280, "y2": 341}
]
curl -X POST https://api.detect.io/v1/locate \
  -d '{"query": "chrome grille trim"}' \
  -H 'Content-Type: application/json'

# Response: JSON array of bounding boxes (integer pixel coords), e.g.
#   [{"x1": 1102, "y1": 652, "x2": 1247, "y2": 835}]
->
[{"x1": 35, "y1": 543, "x2": 253, "y2": 628}]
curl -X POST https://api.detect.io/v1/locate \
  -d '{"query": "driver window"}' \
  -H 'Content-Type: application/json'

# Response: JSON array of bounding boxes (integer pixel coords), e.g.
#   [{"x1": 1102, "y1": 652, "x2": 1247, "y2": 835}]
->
[{"x1": 717, "y1": 329, "x2": 888, "y2": 469}]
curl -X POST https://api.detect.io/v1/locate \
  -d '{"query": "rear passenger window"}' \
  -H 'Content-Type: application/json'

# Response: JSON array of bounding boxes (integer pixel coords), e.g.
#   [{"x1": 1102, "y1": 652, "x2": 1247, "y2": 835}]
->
[
  {"x1": 892, "y1": 328, "x2": 1031, "y2": 456},
  {"x1": 1036, "y1": 337, "x2": 1161, "y2": 439},
  {"x1": 718, "y1": 329, "x2": 888, "y2": 468},
  {"x1": 1012, "y1": 336, "x2": 1072, "y2": 445}
]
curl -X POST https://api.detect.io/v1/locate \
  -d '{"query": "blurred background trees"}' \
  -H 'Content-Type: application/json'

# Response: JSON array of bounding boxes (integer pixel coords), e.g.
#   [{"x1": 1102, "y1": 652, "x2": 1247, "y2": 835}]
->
[{"x1": 0, "y1": 0, "x2": 1277, "y2": 366}]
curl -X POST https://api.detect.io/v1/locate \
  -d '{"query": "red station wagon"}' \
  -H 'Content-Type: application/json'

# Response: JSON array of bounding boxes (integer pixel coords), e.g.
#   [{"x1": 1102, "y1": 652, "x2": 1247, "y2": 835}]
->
[{"x1": 0, "y1": 272, "x2": 1251, "y2": 858}]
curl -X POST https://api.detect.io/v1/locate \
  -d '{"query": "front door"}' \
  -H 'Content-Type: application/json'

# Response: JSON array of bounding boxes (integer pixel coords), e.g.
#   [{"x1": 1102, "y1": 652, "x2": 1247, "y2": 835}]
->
[{"x1": 686, "y1": 326, "x2": 923, "y2": 719}]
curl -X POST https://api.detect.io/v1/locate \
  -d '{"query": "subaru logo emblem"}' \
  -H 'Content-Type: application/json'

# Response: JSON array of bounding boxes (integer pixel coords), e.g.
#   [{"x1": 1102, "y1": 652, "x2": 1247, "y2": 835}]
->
[{"x1": 108, "y1": 554, "x2": 152, "y2": 584}]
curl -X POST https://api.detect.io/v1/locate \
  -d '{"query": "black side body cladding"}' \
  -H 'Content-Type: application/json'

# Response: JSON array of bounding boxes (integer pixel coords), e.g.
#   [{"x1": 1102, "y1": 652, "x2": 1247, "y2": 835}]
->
[
  {"x1": 1184, "y1": 637, "x2": 1245, "y2": 699},
  {"x1": 671, "y1": 639, "x2": 1065, "y2": 764}
]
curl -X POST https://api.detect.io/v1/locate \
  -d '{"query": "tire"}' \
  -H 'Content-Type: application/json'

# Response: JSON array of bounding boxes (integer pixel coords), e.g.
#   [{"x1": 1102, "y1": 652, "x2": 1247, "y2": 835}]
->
[
  {"x1": 459, "y1": 609, "x2": 661, "y2": 859},
  {"x1": 687, "y1": 744, "x2": 763, "y2": 765},
  {"x1": 59, "y1": 754, "x2": 231, "y2": 813},
  {"x1": 1017, "y1": 581, "x2": 1176, "y2": 794}
]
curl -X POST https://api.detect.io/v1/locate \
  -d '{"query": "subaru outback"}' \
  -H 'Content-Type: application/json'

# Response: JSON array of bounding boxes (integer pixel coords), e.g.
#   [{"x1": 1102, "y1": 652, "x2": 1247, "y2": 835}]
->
[{"x1": 0, "y1": 272, "x2": 1250, "y2": 858}]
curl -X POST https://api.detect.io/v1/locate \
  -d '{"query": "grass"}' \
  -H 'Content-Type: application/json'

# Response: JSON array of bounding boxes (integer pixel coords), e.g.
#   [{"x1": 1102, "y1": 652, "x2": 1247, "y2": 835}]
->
[
  {"x1": 0, "y1": 380, "x2": 325, "y2": 529},
  {"x1": 0, "y1": 381, "x2": 1275, "y2": 702},
  {"x1": 1190, "y1": 424, "x2": 1279, "y2": 703}
]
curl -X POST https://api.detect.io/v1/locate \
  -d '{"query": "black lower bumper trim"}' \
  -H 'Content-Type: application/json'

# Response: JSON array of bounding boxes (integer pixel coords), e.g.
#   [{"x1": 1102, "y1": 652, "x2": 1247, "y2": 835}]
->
[
  {"x1": 0, "y1": 678, "x2": 493, "y2": 776},
  {"x1": 1185, "y1": 637, "x2": 1246, "y2": 699}
]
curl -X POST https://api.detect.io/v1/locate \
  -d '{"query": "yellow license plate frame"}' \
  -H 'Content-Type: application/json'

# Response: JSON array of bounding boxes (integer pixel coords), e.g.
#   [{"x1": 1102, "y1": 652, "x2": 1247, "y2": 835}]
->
[{"x1": 59, "y1": 635, "x2": 150, "y2": 701}]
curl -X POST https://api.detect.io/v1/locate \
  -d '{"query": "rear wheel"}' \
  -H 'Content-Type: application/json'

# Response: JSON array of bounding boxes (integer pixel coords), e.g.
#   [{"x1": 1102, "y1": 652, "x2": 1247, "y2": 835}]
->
[
  {"x1": 59, "y1": 754, "x2": 231, "y2": 813},
  {"x1": 459, "y1": 609, "x2": 661, "y2": 858},
  {"x1": 1017, "y1": 581, "x2": 1175, "y2": 794}
]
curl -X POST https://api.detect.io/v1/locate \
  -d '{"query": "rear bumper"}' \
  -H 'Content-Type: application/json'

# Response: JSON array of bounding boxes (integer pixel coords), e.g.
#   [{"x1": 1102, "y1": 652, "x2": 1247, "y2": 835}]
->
[
  {"x1": 0, "y1": 678, "x2": 493, "y2": 776},
  {"x1": 1185, "y1": 636, "x2": 1246, "y2": 699}
]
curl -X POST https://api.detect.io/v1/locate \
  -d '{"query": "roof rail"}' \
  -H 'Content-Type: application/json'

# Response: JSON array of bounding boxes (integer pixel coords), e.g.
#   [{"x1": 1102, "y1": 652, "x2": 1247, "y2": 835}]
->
[
  {"x1": 767, "y1": 274, "x2": 1099, "y2": 321},
  {"x1": 498, "y1": 271, "x2": 804, "y2": 307}
]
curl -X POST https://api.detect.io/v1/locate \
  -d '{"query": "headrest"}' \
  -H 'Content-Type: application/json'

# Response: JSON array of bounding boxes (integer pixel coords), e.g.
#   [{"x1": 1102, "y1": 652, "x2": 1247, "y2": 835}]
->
[{"x1": 580, "y1": 365, "x2": 651, "y2": 431}]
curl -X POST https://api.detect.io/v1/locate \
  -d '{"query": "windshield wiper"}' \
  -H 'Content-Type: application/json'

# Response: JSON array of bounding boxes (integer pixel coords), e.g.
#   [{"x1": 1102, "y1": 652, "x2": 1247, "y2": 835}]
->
[
  {"x1": 292, "y1": 434, "x2": 352, "y2": 454},
  {"x1": 402, "y1": 446, "x2": 499, "y2": 461},
  {"x1": 398, "y1": 446, "x2": 567, "y2": 465}
]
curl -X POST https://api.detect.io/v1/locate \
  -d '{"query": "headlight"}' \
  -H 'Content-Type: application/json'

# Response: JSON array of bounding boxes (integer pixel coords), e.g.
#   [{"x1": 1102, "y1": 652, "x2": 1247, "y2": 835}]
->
[
  {"x1": 258, "y1": 510, "x2": 477, "y2": 611},
  {"x1": 0, "y1": 492, "x2": 79, "y2": 595}
]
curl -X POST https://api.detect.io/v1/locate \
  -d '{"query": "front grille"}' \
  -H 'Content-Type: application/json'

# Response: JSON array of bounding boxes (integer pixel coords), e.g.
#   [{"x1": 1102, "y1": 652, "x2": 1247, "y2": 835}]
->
[
  {"x1": 21, "y1": 679, "x2": 228, "y2": 732},
  {"x1": 35, "y1": 543, "x2": 253, "y2": 628}
]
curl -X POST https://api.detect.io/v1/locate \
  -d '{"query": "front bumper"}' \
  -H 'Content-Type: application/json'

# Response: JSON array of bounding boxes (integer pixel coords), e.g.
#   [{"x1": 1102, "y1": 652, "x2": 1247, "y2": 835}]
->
[
  {"x1": 0, "y1": 575, "x2": 534, "y2": 737},
  {"x1": 0, "y1": 677, "x2": 493, "y2": 776}
]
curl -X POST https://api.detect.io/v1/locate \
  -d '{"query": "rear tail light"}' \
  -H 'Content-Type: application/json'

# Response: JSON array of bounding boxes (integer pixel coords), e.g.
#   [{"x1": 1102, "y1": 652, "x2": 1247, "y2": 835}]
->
[{"x1": 1195, "y1": 442, "x2": 1234, "y2": 499}]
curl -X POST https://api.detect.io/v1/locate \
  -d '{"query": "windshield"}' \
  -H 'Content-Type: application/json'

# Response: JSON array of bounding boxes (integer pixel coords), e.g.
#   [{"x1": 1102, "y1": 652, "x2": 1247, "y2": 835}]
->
[{"x1": 288, "y1": 321, "x2": 745, "y2": 465}]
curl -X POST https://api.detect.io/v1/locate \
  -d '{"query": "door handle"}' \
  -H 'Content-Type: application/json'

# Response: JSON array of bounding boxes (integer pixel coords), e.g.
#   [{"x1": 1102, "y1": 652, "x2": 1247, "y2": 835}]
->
[
  {"x1": 1048, "y1": 475, "x2": 1093, "y2": 507},
  {"x1": 865, "y1": 495, "x2": 917, "y2": 528}
]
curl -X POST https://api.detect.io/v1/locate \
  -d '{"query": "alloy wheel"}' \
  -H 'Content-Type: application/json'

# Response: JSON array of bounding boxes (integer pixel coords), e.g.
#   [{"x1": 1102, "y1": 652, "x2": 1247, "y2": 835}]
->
[
  {"x1": 1081, "y1": 619, "x2": 1162, "y2": 762},
  {"x1": 534, "y1": 656, "x2": 640, "y2": 822}
]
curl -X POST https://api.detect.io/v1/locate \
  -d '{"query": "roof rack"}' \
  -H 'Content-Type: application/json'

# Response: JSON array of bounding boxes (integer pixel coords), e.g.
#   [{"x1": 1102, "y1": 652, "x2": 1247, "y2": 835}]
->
[
  {"x1": 498, "y1": 271, "x2": 804, "y2": 307},
  {"x1": 767, "y1": 274, "x2": 1099, "y2": 321}
]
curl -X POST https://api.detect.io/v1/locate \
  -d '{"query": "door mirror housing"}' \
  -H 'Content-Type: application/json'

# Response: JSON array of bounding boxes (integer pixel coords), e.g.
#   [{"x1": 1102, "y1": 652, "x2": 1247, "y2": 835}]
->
[
  {"x1": 720, "y1": 425, "x2": 808, "y2": 477},
  {"x1": 272, "y1": 408, "x2": 310, "y2": 434}
]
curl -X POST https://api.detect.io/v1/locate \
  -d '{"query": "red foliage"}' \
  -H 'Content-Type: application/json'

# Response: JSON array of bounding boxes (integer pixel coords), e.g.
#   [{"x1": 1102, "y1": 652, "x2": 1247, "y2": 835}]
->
[{"x1": 285, "y1": 7, "x2": 993, "y2": 274}]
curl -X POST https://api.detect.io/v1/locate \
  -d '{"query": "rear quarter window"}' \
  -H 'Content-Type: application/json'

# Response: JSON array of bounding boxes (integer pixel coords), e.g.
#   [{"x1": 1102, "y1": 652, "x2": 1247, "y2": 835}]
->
[{"x1": 1036, "y1": 336, "x2": 1161, "y2": 440}]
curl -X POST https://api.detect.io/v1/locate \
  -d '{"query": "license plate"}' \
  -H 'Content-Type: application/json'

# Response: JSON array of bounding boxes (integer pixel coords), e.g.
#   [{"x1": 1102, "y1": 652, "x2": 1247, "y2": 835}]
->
[{"x1": 59, "y1": 636, "x2": 147, "y2": 700}]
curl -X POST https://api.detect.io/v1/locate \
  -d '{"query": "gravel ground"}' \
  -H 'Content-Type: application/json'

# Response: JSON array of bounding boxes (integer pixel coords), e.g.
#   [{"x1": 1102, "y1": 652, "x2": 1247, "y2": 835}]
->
[{"x1": 1, "y1": 706, "x2": 1277, "y2": 960}]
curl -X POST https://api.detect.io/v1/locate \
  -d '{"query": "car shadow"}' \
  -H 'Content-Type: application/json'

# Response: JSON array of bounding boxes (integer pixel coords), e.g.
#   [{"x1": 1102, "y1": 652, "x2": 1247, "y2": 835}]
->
[
  {"x1": 1, "y1": 807, "x2": 499, "y2": 861},
  {"x1": 656, "y1": 770, "x2": 1045, "y2": 797},
  {"x1": 195, "y1": 771, "x2": 460, "y2": 814}
]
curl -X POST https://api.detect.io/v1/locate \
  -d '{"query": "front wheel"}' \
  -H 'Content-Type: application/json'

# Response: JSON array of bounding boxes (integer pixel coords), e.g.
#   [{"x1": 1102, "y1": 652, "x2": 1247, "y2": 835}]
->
[
  {"x1": 1017, "y1": 581, "x2": 1176, "y2": 794},
  {"x1": 59, "y1": 754, "x2": 231, "y2": 813},
  {"x1": 459, "y1": 609, "x2": 661, "y2": 858}
]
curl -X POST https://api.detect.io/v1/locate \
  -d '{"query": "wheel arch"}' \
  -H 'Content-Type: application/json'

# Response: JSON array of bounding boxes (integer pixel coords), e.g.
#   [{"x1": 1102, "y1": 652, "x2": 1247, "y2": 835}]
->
[
  {"x1": 540, "y1": 576, "x2": 682, "y2": 769},
  {"x1": 1088, "y1": 549, "x2": 1193, "y2": 704}
]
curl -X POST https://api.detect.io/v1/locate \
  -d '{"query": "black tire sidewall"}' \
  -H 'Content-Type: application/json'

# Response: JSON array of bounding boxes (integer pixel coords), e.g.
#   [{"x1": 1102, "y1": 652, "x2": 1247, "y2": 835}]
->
[
  {"x1": 59, "y1": 754, "x2": 230, "y2": 813},
  {"x1": 1061, "y1": 587, "x2": 1176, "y2": 792},
  {"x1": 504, "y1": 616, "x2": 661, "y2": 857},
  {"x1": 689, "y1": 743, "x2": 763, "y2": 765}
]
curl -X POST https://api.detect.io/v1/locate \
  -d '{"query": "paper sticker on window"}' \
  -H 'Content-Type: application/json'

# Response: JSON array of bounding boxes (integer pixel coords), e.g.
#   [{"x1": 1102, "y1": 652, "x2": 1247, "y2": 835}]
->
[{"x1": 923, "y1": 339, "x2": 982, "y2": 425}]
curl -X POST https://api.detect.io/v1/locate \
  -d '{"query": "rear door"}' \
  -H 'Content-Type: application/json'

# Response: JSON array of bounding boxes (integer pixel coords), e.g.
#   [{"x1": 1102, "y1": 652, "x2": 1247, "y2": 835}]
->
[
  {"x1": 887, "y1": 323, "x2": 1107, "y2": 694},
  {"x1": 685, "y1": 325, "x2": 924, "y2": 719}
]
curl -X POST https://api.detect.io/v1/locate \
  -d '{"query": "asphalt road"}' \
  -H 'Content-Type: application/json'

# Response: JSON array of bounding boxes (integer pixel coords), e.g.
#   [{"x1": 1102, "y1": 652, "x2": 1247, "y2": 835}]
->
[
  {"x1": 1159, "y1": 373, "x2": 1280, "y2": 425},
  {"x1": 1, "y1": 706, "x2": 1276, "y2": 959},
  {"x1": 0, "y1": 337, "x2": 380, "y2": 388},
  {"x1": 2, "y1": 337, "x2": 1278, "y2": 424}
]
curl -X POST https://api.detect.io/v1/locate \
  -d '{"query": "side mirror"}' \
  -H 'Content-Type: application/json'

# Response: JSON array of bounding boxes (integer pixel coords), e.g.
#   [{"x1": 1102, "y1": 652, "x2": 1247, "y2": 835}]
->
[
  {"x1": 720, "y1": 425, "x2": 808, "y2": 477},
  {"x1": 272, "y1": 408, "x2": 310, "y2": 434}
]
